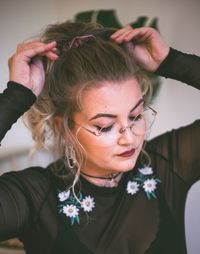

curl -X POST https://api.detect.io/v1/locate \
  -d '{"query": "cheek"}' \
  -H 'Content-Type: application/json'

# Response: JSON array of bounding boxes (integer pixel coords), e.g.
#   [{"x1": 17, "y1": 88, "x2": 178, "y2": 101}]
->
[
  {"x1": 76, "y1": 131, "x2": 97, "y2": 150},
  {"x1": 76, "y1": 131, "x2": 110, "y2": 153},
  {"x1": 76, "y1": 131, "x2": 115, "y2": 162}
]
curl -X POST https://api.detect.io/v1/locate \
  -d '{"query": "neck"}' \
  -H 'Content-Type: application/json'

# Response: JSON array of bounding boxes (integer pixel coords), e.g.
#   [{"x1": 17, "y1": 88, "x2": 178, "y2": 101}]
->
[{"x1": 81, "y1": 171, "x2": 123, "y2": 188}]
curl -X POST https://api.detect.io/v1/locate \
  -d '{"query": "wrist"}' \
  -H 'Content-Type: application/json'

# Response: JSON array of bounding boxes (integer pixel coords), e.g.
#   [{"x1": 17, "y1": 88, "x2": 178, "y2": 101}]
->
[
  {"x1": 156, "y1": 46, "x2": 170, "y2": 67},
  {"x1": 9, "y1": 78, "x2": 39, "y2": 96},
  {"x1": 154, "y1": 48, "x2": 177, "y2": 75},
  {"x1": 9, "y1": 73, "x2": 32, "y2": 92},
  {"x1": 7, "y1": 81, "x2": 37, "y2": 99}
]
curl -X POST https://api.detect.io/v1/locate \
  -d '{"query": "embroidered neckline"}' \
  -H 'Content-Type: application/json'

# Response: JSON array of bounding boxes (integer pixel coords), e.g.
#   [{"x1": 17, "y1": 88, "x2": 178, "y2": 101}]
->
[
  {"x1": 126, "y1": 165, "x2": 161, "y2": 200},
  {"x1": 57, "y1": 165, "x2": 161, "y2": 225},
  {"x1": 58, "y1": 190, "x2": 95, "y2": 225}
]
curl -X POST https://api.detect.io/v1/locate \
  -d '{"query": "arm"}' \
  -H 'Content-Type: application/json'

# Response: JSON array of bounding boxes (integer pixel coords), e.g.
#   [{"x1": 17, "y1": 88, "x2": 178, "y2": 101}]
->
[
  {"x1": 0, "y1": 167, "x2": 51, "y2": 241},
  {"x1": 0, "y1": 40, "x2": 58, "y2": 239},
  {"x1": 155, "y1": 48, "x2": 200, "y2": 89},
  {"x1": 147, "y1": 120, "x2": 200, "y2": 185},
  {"x1": 0, "y1": 171, "x2": 31, "y2": 240},
  {"x1": 111, "y1": 26, "x2": 200, "y2": 89},
  {"x1": 0, "y1": 82, "x2": 36, "y2": 143},
  {"x1": 0, "y1": 40, "x2": 58, "y2": 144}
]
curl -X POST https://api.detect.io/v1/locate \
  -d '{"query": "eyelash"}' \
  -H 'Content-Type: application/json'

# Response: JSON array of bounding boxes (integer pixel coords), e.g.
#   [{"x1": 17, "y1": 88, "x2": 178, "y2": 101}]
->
[
  {"x1": 95, "y1": 114, "x2": 143, "y2": 133},
  {"x1": 130, "y1": 114, "x2": 143, "y2": 122},
  {"x1": 95, "y1": 125, "x2": 113, "y2": 133}
]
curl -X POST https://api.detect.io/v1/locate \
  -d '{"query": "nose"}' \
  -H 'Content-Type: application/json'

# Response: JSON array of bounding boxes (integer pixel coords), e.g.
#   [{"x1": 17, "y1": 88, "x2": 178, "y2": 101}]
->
[{"x1": 117, "y1": 127, "x2": 136, "y2": 146}]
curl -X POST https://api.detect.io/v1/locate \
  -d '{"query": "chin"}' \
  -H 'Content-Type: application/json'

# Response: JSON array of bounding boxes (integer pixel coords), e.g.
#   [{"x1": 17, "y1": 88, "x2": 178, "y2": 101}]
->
[
  {"x1": 113, "y1": 158, "x2": 138, "y2": 173},
  {"x1": 114, "y1": 151, "x2": 140, "y2": 170}
]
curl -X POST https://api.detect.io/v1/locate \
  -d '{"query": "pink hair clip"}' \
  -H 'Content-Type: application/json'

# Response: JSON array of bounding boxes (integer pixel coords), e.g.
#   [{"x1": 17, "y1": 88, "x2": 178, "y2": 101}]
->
[{"x1": 67, "y1": 35, "x2": 96, "y2": 49}]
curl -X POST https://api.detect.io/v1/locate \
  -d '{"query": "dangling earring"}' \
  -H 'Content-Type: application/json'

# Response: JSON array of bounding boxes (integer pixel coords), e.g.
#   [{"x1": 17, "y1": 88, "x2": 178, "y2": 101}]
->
[{"x1": 65, "y1": 146, "x2": 77, "y2": 168}]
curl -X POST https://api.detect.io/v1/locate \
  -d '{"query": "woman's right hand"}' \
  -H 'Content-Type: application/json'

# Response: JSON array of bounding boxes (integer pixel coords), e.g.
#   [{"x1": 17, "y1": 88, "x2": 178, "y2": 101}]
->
[{"x1": 8, "y1": 40, "x2": 58, "y2": 96}]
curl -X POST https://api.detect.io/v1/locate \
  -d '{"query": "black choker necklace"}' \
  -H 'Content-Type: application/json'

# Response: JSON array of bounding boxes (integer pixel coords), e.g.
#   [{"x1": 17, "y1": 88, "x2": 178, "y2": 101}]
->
[{"x1": 81, "y1": 171, "x2": 121, "y2": 180}]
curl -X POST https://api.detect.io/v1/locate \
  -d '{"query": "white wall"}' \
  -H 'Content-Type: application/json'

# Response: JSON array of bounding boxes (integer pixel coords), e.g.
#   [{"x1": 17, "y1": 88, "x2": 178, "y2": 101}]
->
[{"x1": 1, "y1": 0, "x2": 200, "y2": 153}]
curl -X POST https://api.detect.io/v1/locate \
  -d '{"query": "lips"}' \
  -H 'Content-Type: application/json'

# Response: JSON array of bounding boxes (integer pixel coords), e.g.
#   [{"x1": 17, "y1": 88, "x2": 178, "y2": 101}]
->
[{"x1": 117, "y1": 148, "x2": 136, "y2": 157}]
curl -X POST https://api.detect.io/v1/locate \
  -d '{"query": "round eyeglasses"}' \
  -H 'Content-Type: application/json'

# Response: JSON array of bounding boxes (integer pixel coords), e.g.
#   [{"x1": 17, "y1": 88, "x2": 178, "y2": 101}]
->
[{"x1": 75, "y1": 106, "x2": 157, "y2": 147}]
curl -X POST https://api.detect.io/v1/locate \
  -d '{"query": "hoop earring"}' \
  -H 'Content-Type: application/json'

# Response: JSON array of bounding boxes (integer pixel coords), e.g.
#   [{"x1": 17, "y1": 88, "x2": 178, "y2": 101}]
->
[{"x1": 65, "y1": 146, "x2": 77, "y2": 168}]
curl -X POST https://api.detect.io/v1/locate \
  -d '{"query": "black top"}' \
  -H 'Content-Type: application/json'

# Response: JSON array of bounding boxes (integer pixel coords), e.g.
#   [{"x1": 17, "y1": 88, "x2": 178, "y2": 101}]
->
[{"x1": 0, "y1": 48, "x2": 200, "y2": 254}]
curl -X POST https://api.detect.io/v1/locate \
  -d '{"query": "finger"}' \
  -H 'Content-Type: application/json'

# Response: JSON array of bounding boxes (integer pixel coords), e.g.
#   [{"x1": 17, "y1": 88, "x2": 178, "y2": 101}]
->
[
  {"x1": 21, "y1": 41, "x2": 56, "y2": 52},
  {"x1": 38, "y1": 46, "x2": 59, "y2": 59},
  {"x1": 110, "y1": 25, "x2": 133, "y2": 39},
  {"x1": 124, "y1": 27, "x2": 158, "y2": 43},
  {"x1": 16, "y1": 41, "x2": 57, "y2": 60},
  {"x1": 112, "y1": 30, "x2": 134, "y2": 43},
  {"x1": 17, "y1": 39, "x2": 42, "y2": 51},
  {"x1": 110, "y1": 25, "x2": 132, "y2": 37},
  {"x1": 17, "y1": 41, "x2": 56, "y2": 54},
  {"x1": 44, "y1": 51, "x2": 59, "y2": 60},
  {"x1": 122, "y1": 30, "x2": 144, "y2": 43}
]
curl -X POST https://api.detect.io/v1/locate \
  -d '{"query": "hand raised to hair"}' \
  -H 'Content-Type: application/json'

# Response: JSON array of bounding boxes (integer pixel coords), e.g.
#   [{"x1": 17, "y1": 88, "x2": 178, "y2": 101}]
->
[
  {"x1": 111, "y1": 26, "x2": 169, "y2": 72},
  {"x1": 8, "y1": 40, "x2": 58, "y2": 96}
]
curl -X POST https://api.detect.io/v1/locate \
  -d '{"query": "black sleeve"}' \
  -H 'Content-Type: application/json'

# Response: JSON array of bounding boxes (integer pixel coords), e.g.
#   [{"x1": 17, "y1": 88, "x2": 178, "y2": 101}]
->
[
  {"x1": 155, "y1": 48, "x2": 200, "y2": 89},
  {"x1": 0, "y1": 81, "x2": 36, "y2": 144},
  {"x1": 147, "y1": 120, "x2": 200, "y2": 185},
  {"x1": 0, "y1": 168, "x2": 51, "y2": 241},
  {"x1": 149, "y1": 48, "x2": 200, "y2": 185},
  {"x1": 0, "y1": 171, "x2": 31, "y2": 240}
]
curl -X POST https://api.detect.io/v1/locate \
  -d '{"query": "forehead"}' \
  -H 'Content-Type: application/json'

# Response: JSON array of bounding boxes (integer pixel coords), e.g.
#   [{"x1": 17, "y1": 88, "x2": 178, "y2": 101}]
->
[{"x1": 78, "y1": 77, "x2": 142, "y2": 119}]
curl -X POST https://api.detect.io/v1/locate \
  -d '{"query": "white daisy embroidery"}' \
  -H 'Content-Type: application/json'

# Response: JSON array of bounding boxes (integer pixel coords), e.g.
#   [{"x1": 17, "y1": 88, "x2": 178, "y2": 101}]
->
[
  {"x1": 58, "y1": 190, "x2": 70, "y2": 202},
  {"x1": 126, "y1": 166, "x2": 161, "y2": 200},
  {"x1": 127, "y1": 181, "x2": 140, "y2": 195},
  {"x1": 58, "y1": 165, "x2": 161, "y2": 225},
  {"x1": 143, "y1": 179, "x2": 157, "y2": 193},
  {"x1": 81, "y1": 196, "x2": 95, "y2": 212},
  {"x1": 139, "y1": 166, "x2": 153, "y2": 175},
  {"x1": 63, "y1": 204, "x2": 79, "y2": 218},
  {"x1": 58, "y1": 190, "x2": 95, "y2": 224}
]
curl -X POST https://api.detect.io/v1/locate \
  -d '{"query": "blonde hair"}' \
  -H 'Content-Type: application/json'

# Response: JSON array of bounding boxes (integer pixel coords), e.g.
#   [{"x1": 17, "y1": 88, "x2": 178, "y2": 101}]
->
[{"x1": 25, "y1": 20, "x2": 152, "y2": 188}]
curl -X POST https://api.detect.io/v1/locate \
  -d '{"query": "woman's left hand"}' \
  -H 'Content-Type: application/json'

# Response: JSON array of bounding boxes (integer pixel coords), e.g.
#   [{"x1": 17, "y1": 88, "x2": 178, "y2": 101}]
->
[{"x1": 110, "y1": 26, "x2": 170, "y2": 72}]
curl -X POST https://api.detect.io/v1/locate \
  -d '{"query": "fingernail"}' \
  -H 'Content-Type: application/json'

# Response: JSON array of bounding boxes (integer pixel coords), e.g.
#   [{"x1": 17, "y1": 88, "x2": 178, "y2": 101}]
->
[{"x1": 50, "y1": 41, "x2": 57, "y2": 45}]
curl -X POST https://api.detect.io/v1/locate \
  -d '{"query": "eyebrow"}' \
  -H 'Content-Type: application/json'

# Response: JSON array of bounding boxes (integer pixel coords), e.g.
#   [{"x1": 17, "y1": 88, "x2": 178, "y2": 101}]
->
[{"x1": 89, "y1": 98, "x2": 144, "y2": 121}]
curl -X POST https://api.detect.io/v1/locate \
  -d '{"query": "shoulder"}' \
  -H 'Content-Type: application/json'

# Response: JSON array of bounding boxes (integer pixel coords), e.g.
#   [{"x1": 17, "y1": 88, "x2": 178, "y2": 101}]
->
[
  {"x1": 0, "y1": 166, "x2": 55, "y2": 214},
  {"x1": 1, "y1": 158, "x2": 75, "y2": 200},
  {"x1": 1, "y1": 166, "x2": 52, "y2": 196},
  {"x1": 147, "y1": 120, "x2": 200, "y2": 185},
  {"x1": 147, "y1": 120, "x2": 200, "y2": 160}
]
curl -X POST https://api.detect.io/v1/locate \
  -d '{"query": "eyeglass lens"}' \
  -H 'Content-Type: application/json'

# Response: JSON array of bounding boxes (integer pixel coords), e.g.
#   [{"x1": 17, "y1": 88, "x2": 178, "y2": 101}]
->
[{"x1": 82, "y1": 107, "x2": 157, "y2": 147}]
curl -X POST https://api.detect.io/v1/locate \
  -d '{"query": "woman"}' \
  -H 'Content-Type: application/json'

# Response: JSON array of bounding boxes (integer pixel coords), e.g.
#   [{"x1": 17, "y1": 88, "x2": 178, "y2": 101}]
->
[{"x1": 0, "y1": 21, "x2": 199, "y2": 254}]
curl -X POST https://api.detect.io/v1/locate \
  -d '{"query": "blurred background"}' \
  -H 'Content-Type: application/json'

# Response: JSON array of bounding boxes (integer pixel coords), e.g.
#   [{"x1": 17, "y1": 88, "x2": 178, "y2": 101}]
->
[{"x1": 0, "y1": 0, "x2": 200, "y2": 253}]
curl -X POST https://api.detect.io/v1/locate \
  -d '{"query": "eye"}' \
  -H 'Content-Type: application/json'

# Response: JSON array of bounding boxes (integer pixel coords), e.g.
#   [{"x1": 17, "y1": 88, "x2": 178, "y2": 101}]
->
[
  {"x1": 95, "y1": 125, "x2": 113, "y2": 133},
  {"x1": 129, "y1": 113, "x2": 143, "y2": 122}
]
